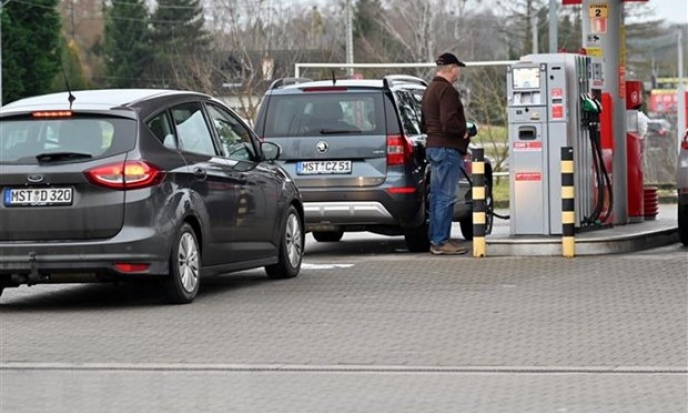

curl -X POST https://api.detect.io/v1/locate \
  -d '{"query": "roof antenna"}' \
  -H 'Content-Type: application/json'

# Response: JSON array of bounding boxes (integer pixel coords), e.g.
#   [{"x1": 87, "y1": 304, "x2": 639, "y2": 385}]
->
[
  {"x1": 332, "y1": 70, "x2": 336, "y2": 86},
  {"x1": 58, "y1": 51, "x2": 76, "y2": 110}
]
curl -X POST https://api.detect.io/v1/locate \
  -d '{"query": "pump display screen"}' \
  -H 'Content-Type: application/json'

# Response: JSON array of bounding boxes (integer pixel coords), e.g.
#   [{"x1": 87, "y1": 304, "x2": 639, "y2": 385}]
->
[{"x1": 513, "y1": 67, "x2": 540, "y2": 90}]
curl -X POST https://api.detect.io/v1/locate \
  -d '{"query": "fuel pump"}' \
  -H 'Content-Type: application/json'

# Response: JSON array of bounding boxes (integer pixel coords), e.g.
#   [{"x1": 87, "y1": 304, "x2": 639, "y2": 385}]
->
[
  {"x1": 507, "y1": 53, "x2": 605, "y2": 236},
  {"x1": 580, "y1": 92, "x2": 613, "y2": 225}
]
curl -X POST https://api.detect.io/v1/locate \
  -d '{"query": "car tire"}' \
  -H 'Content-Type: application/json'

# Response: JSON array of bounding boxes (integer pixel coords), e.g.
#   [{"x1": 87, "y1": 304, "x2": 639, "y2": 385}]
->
[
  {"x1": 266, "y1": 205, "x2": 304, "y2": 279},
  {"x1": 459, "y1": 217, "x2": 473, "y2": 241},
  {"x1": 679, "y1": 203, "x2": 688, "y2": 246},
  {"x1": 164, "y1": 223, "x2": 201, "y2": 305},
  {"x1": 312, "y1": 231, "x2": 344, "y2": 243},
  {"x1": 404, "y1": 223, "x2": 431, "y2": 252}
]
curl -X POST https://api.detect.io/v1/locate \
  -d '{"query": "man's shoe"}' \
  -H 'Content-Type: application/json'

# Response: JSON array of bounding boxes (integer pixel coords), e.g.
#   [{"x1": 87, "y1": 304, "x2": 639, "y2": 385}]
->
[
  {"x1": 430, "y1": 242, "x2": 468, "y2": 255},
  {"x1": 448, "y1": 239, "x2": 466, "y2": 248}
]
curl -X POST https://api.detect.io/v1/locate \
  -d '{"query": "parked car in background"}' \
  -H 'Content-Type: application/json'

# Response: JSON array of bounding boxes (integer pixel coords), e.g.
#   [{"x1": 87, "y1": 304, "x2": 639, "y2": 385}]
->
[
  {"x1": 678, "y1": 128, "x2": 688, "y2": 246},
  {"x1": 253, "y1": 75, "x2": 493, "y2": 252},
  {"x1": 0, "y1": 89, "x2": 304, "y2": 304}
]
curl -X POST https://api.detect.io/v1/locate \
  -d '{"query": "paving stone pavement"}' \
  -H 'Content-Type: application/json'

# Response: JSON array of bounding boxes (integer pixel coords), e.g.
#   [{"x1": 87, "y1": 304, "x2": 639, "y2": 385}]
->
[
  {"x1": 0, "y1": 241, "x2": 686, "y2": 412},
  {"x1": 1, "y1": 369, "x2": 685, "y2": 413}
]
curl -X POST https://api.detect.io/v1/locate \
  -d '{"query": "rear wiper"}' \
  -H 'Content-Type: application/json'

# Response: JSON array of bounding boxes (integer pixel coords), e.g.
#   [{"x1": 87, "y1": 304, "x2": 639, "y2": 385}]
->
[
  {"x1": 319, "y1": 129, "x2": 362, "y2": 134},
  {"x1": 35, "y1": 152, "x2": 93, "y2": 163}
]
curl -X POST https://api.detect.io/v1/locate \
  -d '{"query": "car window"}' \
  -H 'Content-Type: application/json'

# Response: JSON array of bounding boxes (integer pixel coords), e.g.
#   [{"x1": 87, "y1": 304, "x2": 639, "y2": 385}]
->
[
  {"x1": 395, "y1": 90, "x2": 422, "y2": 135},
  {"x1": 147, "y1": 111, "x2": 177, "y2": 150},
  {"x1": 409, "y1": 90, "x2": 424, "y2": 115},
  {"x1": 262, "y1": 92, "x2": 385, "y2": 137},
  {"x1": 0, "y1": 116, "x2": 136, "y2": 164},
  {"x1": 205, "y1": 103, "x2": 256, "y2": 161},
  {"x1": 170, "y1": 102, "x2": 217, "y2": 156}
]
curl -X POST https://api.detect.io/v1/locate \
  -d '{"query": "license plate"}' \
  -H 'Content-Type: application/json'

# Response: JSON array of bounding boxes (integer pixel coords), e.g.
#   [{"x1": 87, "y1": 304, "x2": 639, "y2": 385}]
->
[
  {"x1": 3, "y1": 187, "x2": 73, "y2": 207},
  {"x1": 297, "y1": 161, "x2": 352, "y2": 175}
]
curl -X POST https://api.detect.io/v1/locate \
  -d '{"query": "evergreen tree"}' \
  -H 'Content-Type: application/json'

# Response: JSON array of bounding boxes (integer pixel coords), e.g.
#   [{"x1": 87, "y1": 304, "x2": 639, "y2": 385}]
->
[
  {"x1": 51, "y1": 38, "x2": 93, "y2": 91},
  {"x1": 147, "y1": 0, "x2": 210, "y2": 88},
  {"x1": 102, "y1": 0, "x2": 151, "y2": 88},
  {"x1": 558, "y1": 14, "x2": 581, "y2": 52},
  {"x1": 352, "y1": 0, "x2": 402, "y2": 74},
  {"x1": 1, "y1": 0, "x2": 61, "y2": 104},
  {"x1": 353, "y1": 0, "x2": 384, "y2": 40}
]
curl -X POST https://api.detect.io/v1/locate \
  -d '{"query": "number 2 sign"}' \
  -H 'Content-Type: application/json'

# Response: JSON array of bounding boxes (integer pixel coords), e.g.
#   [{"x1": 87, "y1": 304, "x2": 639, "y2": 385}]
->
[{"x1": 588, "y1": 4, "x2": 608, "y2": 18}]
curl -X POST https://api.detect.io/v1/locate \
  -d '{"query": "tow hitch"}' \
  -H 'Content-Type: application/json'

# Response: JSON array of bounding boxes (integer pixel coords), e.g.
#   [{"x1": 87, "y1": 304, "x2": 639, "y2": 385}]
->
[{"x1": 10, "y1": 252, "x2": 48, "y2": 285}]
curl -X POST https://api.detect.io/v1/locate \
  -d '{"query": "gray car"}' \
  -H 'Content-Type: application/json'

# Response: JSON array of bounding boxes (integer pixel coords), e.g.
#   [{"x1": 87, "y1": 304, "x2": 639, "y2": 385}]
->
[
  {"x1": 253, "y1": 76, "x2": 493, "y2": 252},
  {"x1": 678, "y1": 128, "x2": 688, "y2": 245},
  {"x1": 0, "y1": 89, "x2": 304, "y2": 304}
]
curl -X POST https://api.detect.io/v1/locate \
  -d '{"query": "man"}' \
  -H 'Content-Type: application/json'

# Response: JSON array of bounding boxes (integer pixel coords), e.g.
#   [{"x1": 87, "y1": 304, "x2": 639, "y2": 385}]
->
[{"x1": 421, "y1": 52, "x2": 470, "y2": 255}]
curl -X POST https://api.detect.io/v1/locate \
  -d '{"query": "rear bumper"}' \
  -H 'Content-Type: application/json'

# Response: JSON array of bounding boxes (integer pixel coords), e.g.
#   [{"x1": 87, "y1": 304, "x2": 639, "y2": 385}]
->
[
  {"x1": 301, "y1": 188, "x2": 423, "y2": 226},
  {"x1": 0, "y1": 225, "x2": 171, "y2": 282},
  {"x1": 304, "y1": 201, "x2": 397, "y2": 226},
  {"x1": 301, "y1": 184, "x2": 473, "y2": 229}
]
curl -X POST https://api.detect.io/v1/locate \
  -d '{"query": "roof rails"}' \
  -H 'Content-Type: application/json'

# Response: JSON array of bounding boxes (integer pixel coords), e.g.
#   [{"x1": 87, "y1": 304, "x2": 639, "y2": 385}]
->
[
  {"x1": 269, "y1": 77, "x2": 313, "y2": 90},
  {"x1": 383, "y1": 75, "x2": 428, "y2": 88}
]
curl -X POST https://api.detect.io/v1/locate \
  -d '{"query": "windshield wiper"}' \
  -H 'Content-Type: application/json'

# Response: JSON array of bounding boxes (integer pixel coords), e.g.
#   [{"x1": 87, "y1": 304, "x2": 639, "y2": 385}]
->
[
  {"x1": 319, "y1": 129, "x2": 362, "y2": 134},
  {"x1": 35, "y1": 152, "x2": 93, "y2": 163}
]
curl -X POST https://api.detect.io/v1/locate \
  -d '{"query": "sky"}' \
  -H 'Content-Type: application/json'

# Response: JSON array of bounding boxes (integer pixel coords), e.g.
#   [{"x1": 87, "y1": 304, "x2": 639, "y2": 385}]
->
[
  {"x1": 303, "y1": 0, "x2": 687, "y2": 24},
  {"x1": 651, "y1": 0, "x2": 688, "y2": 24}
]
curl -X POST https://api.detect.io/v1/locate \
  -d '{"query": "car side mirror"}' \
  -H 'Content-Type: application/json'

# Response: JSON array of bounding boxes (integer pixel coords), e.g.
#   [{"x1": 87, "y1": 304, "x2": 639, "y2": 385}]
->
[
  {"x1": 261, "y1": 141, "x2": 281, "y2": 161},
  {"x1": 466, "y1": 120, "x2": 478, "y2": 138}
]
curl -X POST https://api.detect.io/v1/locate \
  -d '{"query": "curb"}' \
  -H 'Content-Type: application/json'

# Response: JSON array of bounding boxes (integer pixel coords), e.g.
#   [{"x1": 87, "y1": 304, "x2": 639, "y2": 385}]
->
[
  {"x1": 485, "y1": 227, "x2": 678, "y2": 256},
  {"x1": 493, "y1": 197, "x2": 678, "y2": 210}
]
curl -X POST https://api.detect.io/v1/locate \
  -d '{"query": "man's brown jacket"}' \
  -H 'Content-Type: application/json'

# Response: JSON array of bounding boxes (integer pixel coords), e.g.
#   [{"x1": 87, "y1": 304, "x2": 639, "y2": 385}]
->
[{"x1": 420, "y1": 76, "x2": 468, "y2": 154}]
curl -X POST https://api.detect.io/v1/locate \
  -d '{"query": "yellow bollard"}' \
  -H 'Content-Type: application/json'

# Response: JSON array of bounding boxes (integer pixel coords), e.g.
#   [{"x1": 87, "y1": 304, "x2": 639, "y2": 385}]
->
[
  {"x1": 561, "y1": 147, "x2": 575, "y2": 258},
  {"x1": 472, "y1": 148, "x2": 486, "y2": 258}
]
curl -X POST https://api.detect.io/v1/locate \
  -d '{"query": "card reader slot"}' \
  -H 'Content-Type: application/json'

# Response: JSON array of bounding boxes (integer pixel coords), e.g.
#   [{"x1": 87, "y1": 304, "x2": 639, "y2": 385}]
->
[{"x1": 518, "y1": 126, "x2": 537, "y2": 140}]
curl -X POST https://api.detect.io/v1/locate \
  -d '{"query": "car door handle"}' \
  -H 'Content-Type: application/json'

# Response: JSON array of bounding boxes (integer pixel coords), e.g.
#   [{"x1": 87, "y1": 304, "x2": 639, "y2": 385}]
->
[{"x1": 193, "y1": 167, "x2": 207, "y2": 180}]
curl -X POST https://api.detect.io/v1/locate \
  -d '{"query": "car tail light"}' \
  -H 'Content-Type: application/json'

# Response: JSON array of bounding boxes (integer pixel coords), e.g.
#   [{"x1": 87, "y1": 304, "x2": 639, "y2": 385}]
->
[
  {"x1": 387, "y1": 187, "x2": 417, "y2": 194},
  {"x1": 114, "y1": 263, "x2": 150, "y2": 273},
  {"x1": 682, "y1": 131, "x2": 688, "y2": 150},
  {"x1": 302, "y1": 87, "x2": 348, "y2": 92},
  {"x1": 86, "y1": 161, "x2": 164, "y2": 190},
  {"x1": 387, "y1": 135, "x2": 413, "y2": 166},
  {"x1": 31, "y1": 110, "x2": 72, "y2": 118}
]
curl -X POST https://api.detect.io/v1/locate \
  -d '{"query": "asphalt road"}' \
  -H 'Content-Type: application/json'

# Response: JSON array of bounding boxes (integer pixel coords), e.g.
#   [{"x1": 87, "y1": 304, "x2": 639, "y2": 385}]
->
[{"x1": 1, "y1": 232, "x2": 686, "y2": 413}]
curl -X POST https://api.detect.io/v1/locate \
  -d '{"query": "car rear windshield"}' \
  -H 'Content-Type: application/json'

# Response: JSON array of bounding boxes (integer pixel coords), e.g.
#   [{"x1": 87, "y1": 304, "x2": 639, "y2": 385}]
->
[
  {"x1": 0, "y1": 115, "x2": 137, "y2": 164},
  {"x1": 262, "y1": 91, "x2": 386, "y2": 137}
]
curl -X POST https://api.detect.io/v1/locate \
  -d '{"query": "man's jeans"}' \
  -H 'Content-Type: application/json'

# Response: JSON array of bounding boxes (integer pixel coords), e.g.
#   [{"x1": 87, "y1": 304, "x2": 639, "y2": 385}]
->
[{"x1": 426, "y1": 147, "x2": 464, "y2": 245}]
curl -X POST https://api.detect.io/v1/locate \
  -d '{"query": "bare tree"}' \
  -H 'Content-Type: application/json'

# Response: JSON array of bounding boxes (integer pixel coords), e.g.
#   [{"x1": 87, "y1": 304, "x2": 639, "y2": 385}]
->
[{"x1": 380, "y1": 0, "x2": 437, "y2": 65}]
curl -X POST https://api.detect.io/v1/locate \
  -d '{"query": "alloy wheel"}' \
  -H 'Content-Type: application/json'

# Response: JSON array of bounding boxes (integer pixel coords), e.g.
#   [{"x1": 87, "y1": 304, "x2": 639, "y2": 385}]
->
[
  {"x1": 285, "y1": 213, "x2": 303, "y2": 268},
  {"x1": 177, "y1": 232, "x2": 199, "y2": 293}
]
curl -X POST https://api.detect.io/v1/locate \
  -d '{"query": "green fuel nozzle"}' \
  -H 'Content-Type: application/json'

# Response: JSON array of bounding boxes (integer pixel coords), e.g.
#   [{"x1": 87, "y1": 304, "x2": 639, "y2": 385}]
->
[{"x1": 581, "y1": 93, "x2": 601, "y2": 113}]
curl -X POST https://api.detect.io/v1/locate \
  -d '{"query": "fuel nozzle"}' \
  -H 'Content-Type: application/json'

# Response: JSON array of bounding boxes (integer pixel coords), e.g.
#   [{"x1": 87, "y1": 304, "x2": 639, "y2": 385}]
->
[{"x1": 580, "y1": 93, "x2": 602, "y2": 126}]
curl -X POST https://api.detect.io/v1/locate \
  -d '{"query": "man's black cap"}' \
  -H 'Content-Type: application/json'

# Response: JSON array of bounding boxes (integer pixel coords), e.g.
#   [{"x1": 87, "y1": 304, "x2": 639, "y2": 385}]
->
[{"x1": 435, "y1": 52, "x2": 466, "y2": 67}]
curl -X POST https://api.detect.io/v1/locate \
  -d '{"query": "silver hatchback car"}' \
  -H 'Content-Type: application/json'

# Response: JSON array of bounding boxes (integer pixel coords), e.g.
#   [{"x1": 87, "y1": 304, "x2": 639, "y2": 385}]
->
[{"x1": 678, "y1": 128, "x2": 688, "y2": 246}]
